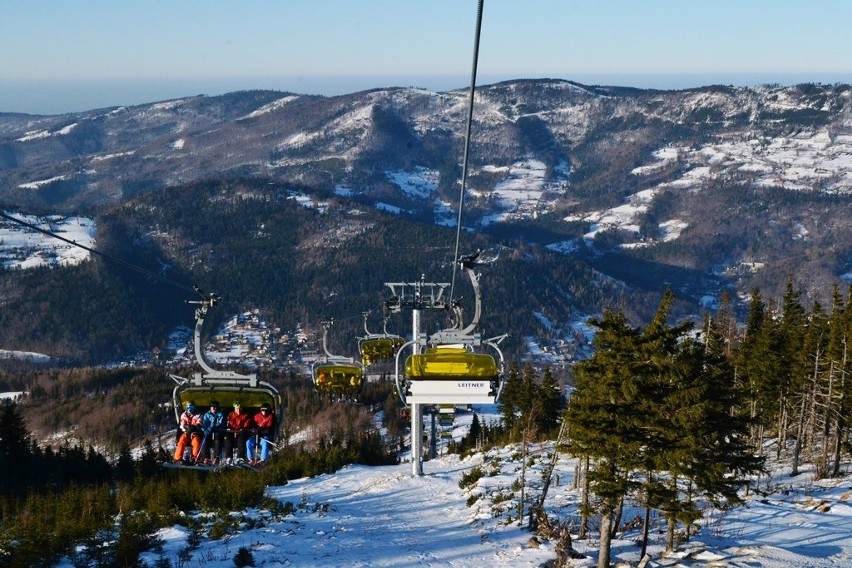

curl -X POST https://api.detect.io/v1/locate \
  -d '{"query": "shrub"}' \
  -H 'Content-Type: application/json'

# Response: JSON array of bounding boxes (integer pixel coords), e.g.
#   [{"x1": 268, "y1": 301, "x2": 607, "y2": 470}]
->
[
  {"x1": 459, "y1": 466, "x2": 484, "y2": 490},
  {"x1": 234, "y1": 546, "x2": 256, "y2": 567}
]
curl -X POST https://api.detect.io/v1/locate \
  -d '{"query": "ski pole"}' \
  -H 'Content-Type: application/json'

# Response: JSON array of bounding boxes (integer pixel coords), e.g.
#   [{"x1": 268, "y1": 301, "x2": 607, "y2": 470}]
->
[{"x1": 195, "y1": 432, "x2": 208, "y2": 464}]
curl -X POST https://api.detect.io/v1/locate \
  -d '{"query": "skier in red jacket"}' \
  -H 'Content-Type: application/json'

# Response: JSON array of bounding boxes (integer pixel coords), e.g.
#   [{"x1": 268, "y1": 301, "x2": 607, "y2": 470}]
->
[
  {"x1": 246, "y1": 403, "x2": 275, "y2": 464},
  {"x1": 224, "y1": 401, "x2": 253, "y2": 465}
]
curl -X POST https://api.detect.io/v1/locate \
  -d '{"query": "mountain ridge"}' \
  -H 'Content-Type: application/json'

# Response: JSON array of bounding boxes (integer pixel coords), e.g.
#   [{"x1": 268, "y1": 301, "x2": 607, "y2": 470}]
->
[{"x1": 2, "y1": 78, "x2": 852, "y2": 362}]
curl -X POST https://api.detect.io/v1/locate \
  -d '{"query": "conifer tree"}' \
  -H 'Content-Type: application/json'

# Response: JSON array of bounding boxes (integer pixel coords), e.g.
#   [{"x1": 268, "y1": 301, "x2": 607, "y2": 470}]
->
[
  {"x1": 735, "y1": 290, "x2": 781, "y2": 453},
  {"x1": 777, "y1": 278, "x2": 808, "y2": 455},
  {"x1": 467, "y1": 413, "x2": 481, "y2": 449},
  {"x1": 0, "y1": 400, "x2": 32, "y2": 497},
  {"x1": 826, "y1": 286, "x2": 852, "y2": 476},
  {"x1": 517, "y1": 365, "x2": 540, "y2": 440},
  {"x1": 498, "y1": 365, "x2": 523, "y2": 437},
  {"x1": 658, "y1": 317, "x2": 763, "y2": 550},
  {"x1": 791, "y1": 300, "x2": 829, "y2": 475},
  {"x1": 712, "y1": 289, "x2": 739, "y2": 361},
  {"x1": 115, "y1": 444, "x2": 135, "y2": 482},
  {"x1": 536, "y1": 368, "x2": 563, "y2": 436},
  {"x1": 632, "y1": 290, "x2": 695, "y2": 552},
  {"x1": 565, "y1": 310, "x2": 645, "y2": 568}
]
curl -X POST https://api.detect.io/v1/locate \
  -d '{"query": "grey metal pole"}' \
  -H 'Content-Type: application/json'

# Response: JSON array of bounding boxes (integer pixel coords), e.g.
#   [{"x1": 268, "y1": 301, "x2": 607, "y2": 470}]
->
[
  {"x1": 430, "y1": 410, "x2": 438, "y2": 459},
  {"x1": 411, "y1": 308, "x2": 423, "y2": 476}
]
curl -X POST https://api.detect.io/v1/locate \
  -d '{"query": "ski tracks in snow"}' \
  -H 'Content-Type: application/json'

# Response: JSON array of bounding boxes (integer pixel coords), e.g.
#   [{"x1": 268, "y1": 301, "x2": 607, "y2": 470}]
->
[{"x1": 264, "y1": 457, "x2": 555, "y2": 566}]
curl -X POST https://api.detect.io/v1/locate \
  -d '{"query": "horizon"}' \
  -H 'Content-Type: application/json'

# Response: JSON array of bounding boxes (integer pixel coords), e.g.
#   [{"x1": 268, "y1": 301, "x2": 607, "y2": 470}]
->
[
  {"x1": 5, "y1": 72, "x2": 852, "y2": 116},
  {"x1": 4, "y1": 0, "x2": 852, "y2": 115}
]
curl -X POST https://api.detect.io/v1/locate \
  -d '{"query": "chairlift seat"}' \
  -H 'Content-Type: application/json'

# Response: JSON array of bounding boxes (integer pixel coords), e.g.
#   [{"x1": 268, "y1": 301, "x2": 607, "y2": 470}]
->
[
  {"x1": 172, "y1": 381, "x2": 282, "y2": 442},
  {"x1": 404, "y1": 346, "x2": 498, "y2": 380}
]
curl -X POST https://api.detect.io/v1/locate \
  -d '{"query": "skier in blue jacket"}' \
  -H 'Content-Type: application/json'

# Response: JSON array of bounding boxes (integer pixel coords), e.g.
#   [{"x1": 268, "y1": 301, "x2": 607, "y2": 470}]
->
[{"x1": 200, "y1": 401, "x2": 226, "y2": 464}]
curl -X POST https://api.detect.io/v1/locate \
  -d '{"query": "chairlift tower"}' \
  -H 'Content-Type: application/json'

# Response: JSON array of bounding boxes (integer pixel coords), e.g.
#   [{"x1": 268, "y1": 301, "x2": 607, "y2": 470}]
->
[
  {"x1": 385, "y1": 276, "x2": 450, "y2": 476},
  {"x1": 386, "y1": 255, "x2": 507, "y2": 477}
]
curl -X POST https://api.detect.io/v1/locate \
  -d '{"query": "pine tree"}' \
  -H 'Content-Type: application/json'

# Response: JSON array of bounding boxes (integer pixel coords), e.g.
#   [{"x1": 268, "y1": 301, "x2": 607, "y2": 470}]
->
[
  {"x1": 498, "y1": 364, "x2": 523, "y2": 437},
  {"x1": 0, "y1": 400, "x2": 32, "y2": 497},
  {"x1": 535, "y1": 368, "x2": 563, "y2": 436},
  {"x1": 565, "y1": 310, "x2": 645, "y2": 568},
  {"x1": 736, "y1": 290, "x2": 781, "y2": 454}
]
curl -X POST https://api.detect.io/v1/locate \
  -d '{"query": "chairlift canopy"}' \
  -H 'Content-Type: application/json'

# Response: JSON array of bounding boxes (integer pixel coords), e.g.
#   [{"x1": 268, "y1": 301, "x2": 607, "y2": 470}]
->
[{"x1": 403, "y1": 345, "x2": 498, "y2": 380}]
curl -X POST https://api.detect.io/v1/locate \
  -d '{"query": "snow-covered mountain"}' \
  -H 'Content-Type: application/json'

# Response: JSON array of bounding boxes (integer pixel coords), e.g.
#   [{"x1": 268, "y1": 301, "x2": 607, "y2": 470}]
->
[{"x1": 3, "y1": 79, "x2": 852, "y2": 317}]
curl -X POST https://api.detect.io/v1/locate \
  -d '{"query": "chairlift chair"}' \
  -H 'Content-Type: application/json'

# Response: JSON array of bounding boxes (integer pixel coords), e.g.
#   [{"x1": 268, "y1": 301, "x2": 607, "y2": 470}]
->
[
  {"x1": 167, "y1": 289, "x2": 282, "y2": 468},
  {"x1": 395, "y1": 252, "x2": 507, "y2": 405},
  {"x1": 357, "y1": 310, "x2": 405, "y2": 366},
  {"x1": 312, "y1": 319, "x2": 365, "y2": 398}
]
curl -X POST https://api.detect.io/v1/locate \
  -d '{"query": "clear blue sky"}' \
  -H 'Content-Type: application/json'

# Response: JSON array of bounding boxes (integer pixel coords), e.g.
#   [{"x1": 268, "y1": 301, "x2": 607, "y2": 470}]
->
[{"x1": 3, "y1": 0, "x2": 852, "y2": 114}]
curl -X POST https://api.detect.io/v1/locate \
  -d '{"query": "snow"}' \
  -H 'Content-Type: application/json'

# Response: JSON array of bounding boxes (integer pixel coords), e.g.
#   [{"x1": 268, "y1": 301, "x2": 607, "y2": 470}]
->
[
  {"x1": 524, "y1": 336, "x2": 563, "y2": 365},
  {"x1": 168, "y1": 310, "x2": 281, "y2": 371},
  {"x1": 287, "y1": 191, "x2": 329, "y2": 213},
  {"x1": 0, "y1": 349, "x2": 50, "y2": 363},
  {"x1": 0, "y1": 212, "x2": 95, "y2": 269},
  {"x1": 433, "y1": 198, "x2": 457, "y2": 227},
  {"x1": 41, "y1": 399, "x2": 852, "y2": 568},
  {"x1": 569, "y1": 127, "x2": 852, "y2": 252},
  {"x1": 387, "y1": 167, "x2": 439, "y2": 200},
  {"x1": 375, "y1": 202, "x2": 407, "y2": 215},
  {"x1": 242, "y1": 95, "x2": 300, "y2": 119},
  {"x1": 90, "y1": 150, "x2": 136, "y2": 162},
  {"x1": 379, "y1": 159, "x2": 570, "y2": 229},
  {"x1": 532, "y1": 311, "x2": 554, "y2": 331},
  {"x1": 631, "y1": 146, "x2": 682, "y2": 176},
  {"x1": 0, "y1": 391, "x2": 25, "y2": 401},
  {"x1": 269, "y1": 101, "x2": 377, "y2": 165},
  {"x1": 115, "y1": 434, "x2": 852, "y2": 568},
  {"x1": 17, "y1": 175, "x2": 70, "y2": 189},
  {"x1": 658, "y1": 218, "x2": 689, "y2": 242},
  {"x1": 545, "y1": 240, "x2": 580, "y2": 255},
  {"x1": 14, "y1": 122, "x2": 77, "y2": 142},
  {"x1": 150, "y1": 100, "x2": 187, "y2": 111},
  {"x1": 477, "y1": 159, "x2": 565, "y2": 227}
]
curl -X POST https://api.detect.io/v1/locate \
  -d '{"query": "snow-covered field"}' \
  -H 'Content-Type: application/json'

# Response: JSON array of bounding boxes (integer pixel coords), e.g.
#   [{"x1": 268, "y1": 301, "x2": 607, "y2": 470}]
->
[{"x1": 0, "y1": 212, "x2": 95, "y2": 269}]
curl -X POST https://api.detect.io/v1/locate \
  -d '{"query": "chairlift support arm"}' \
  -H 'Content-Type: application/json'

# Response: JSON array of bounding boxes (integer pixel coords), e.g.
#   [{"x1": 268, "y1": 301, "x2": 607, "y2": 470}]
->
[{"x1": 176, "y1": 288, "x2": 258, "y2": 387}]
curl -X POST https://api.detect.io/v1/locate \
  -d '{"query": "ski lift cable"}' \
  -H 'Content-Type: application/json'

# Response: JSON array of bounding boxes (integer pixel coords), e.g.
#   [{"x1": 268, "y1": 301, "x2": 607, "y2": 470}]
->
[
  {"x1": 0, "y1": 210, "x2": 198, "y2": 295},
  {"x1": 449, "y1": 0, "x2": 484, "y2": 304}
]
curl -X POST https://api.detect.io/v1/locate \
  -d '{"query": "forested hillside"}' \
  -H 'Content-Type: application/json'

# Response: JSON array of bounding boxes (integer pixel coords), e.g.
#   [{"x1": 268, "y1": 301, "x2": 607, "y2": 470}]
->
[
  {"x1": 4, "y1": 80, "x2": 852, "y2": 311},
  {"x1": 0, "y1": 176, "x2": 654, "y2": 365}
]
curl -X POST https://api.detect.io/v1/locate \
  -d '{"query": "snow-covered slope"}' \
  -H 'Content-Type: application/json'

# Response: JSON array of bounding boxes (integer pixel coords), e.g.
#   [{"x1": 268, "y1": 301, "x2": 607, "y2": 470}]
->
[
  {"x1": 53, "y1": 409, "x2": 852, "y2": 568},
  {"x1": 114, "y1": 446, "x2": 852, "y2": 568}
]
